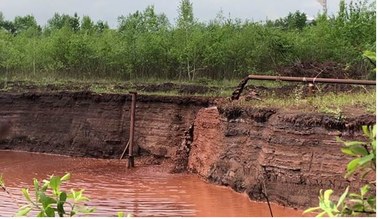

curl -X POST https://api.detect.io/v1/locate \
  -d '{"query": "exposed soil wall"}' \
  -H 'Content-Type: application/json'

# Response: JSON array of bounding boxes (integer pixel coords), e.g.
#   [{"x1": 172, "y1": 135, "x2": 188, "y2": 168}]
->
[
  {"x1": 0, "y1": 91, "x2": 210, "y2": 159},
  {"x1": 187, "y1": 106, "x2": 375, "y2": 208},
  {"x1": 0, "y1": 91, "x2": 375, "y2": 209}
]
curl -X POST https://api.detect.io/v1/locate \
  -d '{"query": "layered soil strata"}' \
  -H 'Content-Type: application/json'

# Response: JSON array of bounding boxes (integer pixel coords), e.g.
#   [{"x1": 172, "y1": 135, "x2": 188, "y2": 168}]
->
[
  {"x1": 0, "y1": 91, "x2": 375, "y2": 208},
  {"x1": 0, "y1": 91, "x2": 210, "y2": 158},
  {"x1": 187, "y1": 106, "x2": 375, "y2": 208}
]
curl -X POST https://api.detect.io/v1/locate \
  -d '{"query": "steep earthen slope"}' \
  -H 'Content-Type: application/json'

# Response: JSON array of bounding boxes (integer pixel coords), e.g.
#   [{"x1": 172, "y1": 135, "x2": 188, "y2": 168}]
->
[
  {"x1": 0, "y1": 92, "x2": 210, "y2": 158},
  {"x1": 188, "y1": 106, "x2": 375, "y2": 208},
  {"x1": 0, "y1": 91, "x2": 375, "y2": 209}
]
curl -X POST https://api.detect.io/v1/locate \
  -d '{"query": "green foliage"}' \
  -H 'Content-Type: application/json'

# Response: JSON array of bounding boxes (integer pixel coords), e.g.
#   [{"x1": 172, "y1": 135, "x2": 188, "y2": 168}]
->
[
  {"x1": 2, "y1": 172, "x2": 135, "y2": 217},
  {"x1": 363, "y1": 50, "x2": 376, "y2": 63},
  {"x1": 117, "y1": 212, "x2": 133, "y2": 217},
  {"x1": 46, "y1": 13, "x2": 80, "y2": 32},
  {"x1": 336, "y1": 0, "x2": 376, "y2": 48},
  {"x1": 177, "y1": 0, "x2": 195, "y2": 29},
  {"x1": 0, "y1": 0, "x2": 375, "y2": 81},
  {"x1": 268, "y1": 10, "x2": 308, "y2": 30},
  {"x1": 338, "y1": 125, "x2": 376, "y2": 178},
  {"x1": 304, "y1": 125, "x2": 376, "y2": 217},
  {"x1": 0, "y1": 174, "x2": 4, "y2": 188},
  {"x1": 16, "y1": 173, "x2": 95, "y2": 217},
  {"x1": 363, "y1": 50, "x2": 376, "y2": 79}
]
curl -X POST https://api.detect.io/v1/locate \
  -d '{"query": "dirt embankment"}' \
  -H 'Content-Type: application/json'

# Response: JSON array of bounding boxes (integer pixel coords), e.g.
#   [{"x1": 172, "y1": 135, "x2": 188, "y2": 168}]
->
[
  {"x1": 0, "y1": 91, "x2": 211, "y2": 159},
  {"x1": 0, "y1": 91, "x2": 375, "y2": 209},
  {"x1": 186, "y1": 106, "x2": 375, "y2": 208}
]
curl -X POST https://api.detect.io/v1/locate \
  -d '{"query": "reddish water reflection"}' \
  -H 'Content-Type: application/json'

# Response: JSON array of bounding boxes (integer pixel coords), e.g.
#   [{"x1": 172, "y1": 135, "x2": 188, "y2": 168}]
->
[{"x1": 0, "y1": 150, "x2": 306, "y2": 217}]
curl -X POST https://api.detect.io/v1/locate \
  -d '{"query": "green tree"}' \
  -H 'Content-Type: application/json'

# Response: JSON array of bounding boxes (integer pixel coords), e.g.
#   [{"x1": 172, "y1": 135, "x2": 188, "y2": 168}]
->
[
  {"x1": 46, "y1": 13, "x2": 80, "y2": 32},
  {"x1": 81, "y1": 16, "x2": 94, "y2": 34},
  {"x1": 335, "y1": 0, "x2": 376, "y2": 50},
  {"x1": 0, "y1": 0, "x2": 375, "y2": 81},
  {"x1": 0, "y1": 12, "x2": 16, "y2": 34},
  {"x1": 272, "y1": 11, "x2": 307, "y2": 30},
  {"x1": 176, "y1": 0, "x2": 197, "y2": 80},
  {"x1": 13, "y1": 15, "x2": 41, "y2": 35},
  {"x1": 94, "y1": 20, "x2": 109, "y2": 33},
  {"x1": 177, "y1": 0, "x2": 194, "y2": 29},
  {"x1": 117, "y1": 5, "x2": 171, "y2": 79}
]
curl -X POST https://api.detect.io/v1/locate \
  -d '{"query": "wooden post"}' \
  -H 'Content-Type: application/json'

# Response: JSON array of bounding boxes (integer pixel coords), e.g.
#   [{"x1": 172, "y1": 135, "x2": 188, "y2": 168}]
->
[{"x1": 128, "y1": 92, "x2": 137, "y2": 168}]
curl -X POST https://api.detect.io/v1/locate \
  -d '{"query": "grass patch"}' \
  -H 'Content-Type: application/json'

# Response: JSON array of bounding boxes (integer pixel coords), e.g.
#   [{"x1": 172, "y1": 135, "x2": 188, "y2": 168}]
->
[{"x1": 0, "y1": 71, "x2": 286, "y2": 90}]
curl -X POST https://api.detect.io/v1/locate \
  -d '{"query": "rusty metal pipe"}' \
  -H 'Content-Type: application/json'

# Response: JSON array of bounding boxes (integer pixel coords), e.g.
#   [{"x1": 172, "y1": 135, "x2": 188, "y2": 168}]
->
[
  {"x1": 246, "y1": 75, "x2": 376, "y2": 85},
  {"x1": 128, "y1": 92, "x2": 137, "y2": 168},
  {"x1": 231, "y1": 75, "x2": 376, "y2": 100}
]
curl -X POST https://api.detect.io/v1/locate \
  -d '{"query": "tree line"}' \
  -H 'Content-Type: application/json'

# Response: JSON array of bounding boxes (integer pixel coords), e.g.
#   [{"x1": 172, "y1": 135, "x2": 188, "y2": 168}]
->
[{"x1": 0, "y1": 0, "x2": 375, "y2": 81}]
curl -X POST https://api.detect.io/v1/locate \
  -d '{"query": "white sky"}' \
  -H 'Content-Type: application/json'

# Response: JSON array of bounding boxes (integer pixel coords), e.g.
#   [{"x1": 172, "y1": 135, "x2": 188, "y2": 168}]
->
[{"x1": 0, "y1": 0, "x2": 369, "y2": 28}]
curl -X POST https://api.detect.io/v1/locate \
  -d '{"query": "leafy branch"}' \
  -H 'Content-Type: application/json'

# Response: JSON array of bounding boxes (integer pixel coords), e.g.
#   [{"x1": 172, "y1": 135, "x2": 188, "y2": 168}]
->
[
  {"x1": 16, "y1": 173, "x2": 95, "y2": 217},
  {"x1": 304, "y1": 125, "x2": 376, "y2": 217}
]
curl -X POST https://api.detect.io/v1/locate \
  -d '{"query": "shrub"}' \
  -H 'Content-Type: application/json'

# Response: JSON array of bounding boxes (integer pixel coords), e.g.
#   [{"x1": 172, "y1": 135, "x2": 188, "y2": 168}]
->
[{"x1": 16, "y1": 173, "x2": 95, "y2": 217}]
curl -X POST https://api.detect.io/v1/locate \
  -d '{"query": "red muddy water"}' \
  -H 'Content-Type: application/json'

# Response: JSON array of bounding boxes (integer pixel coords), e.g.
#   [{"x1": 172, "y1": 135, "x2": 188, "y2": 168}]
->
[{"x1": 0, "y1": 150, "x2": 307, "y2": 217}]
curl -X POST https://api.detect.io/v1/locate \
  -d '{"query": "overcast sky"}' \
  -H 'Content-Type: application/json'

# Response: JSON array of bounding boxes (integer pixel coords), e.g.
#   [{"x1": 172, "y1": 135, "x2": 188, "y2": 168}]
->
[{"x1": 0, "y1": 0, "x2": 367, "y2": 28}]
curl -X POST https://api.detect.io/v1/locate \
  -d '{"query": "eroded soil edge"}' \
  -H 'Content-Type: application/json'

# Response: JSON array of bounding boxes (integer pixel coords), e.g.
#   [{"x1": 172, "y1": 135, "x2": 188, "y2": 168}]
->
[
  {"x1": 0, "y1": 91, "x2": 375, "y2": 209},
  {"x1": 187, "y1": 106, "x2": 375, "y2": 208}
]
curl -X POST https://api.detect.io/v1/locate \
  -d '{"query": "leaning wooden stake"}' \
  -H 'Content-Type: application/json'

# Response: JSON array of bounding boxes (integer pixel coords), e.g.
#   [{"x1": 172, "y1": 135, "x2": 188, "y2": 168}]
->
[
  {"x1": 119, "y1": 140, "x2": 130, "y2": 160},
  {"x1": 128, "y1": 92, "x2": 137, "y2": 168}
]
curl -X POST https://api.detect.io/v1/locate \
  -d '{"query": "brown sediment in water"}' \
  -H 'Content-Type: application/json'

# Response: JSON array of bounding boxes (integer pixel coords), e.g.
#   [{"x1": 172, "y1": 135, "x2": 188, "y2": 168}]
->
[
  {"x1": 0, "y1": 150, "x2": 306, "y2": 217},
  {"x1": 0, "y1": 90, "x2": 375, "y2": 212}
]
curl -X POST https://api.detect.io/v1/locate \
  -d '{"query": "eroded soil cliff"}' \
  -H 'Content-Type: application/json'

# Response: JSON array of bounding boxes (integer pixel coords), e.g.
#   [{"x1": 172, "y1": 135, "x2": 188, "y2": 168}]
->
[
  {"x1": 0, "y1": 91, "x2": 210, "y2": 159},
  {"x1": 0, "y1": 91, "x2": 375, "y2": 209},
  {"x1": 187, "y1": 106, "x2": 375, "y2": 208}
]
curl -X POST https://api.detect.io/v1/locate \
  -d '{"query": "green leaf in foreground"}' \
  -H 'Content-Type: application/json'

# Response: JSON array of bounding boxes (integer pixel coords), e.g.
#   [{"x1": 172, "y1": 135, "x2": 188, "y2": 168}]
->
[
  {"x1": 44, "y1": 206, "x2": 55, "y2": 217},
  {"x1": 60, "y1": 173, "x2": 71, "y2": 181},
  {"x1": 48, "y1": 176, "x2": 61, "y2": 194},
  {"x1": 305, "y1": 125, "x2": 376, "y2": 217},
  {"x1": 117, "y1": 212, "x2": 125, "y2": 217},
  {"x1": 303, "y1": 207, "x2": 321, "y2": 214},
  {"x1": 16, "y1": 205, "x2": 32, "y2": 217},
  {"x1": 16, "y1": 173, "x2": 95, "y2": 217},
  {"x1": 21, "y1": 188, "x2": 32, "y2": 202},
  {"x1": 59, "y1": 191, "x2": 67, "y2": 202},
  {"x1": 336, "y1": 186, "x2": 349, "y2": 208},
  {"x1": 346, "y1": 158, "x2": 361, "y2": 176},
  {"x1": 358, "y1": 153, "x2": 374, "y2": 166}
]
